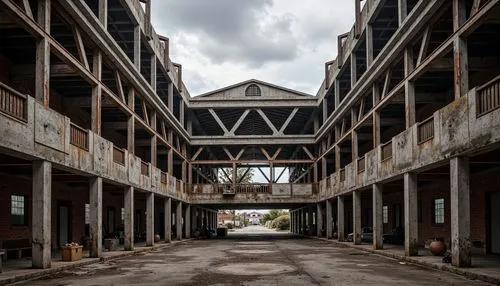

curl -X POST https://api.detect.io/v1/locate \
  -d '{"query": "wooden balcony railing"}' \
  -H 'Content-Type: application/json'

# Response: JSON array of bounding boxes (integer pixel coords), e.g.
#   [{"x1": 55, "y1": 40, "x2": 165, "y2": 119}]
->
[
  {"x1": 339, "y1": 168, "x2": 346, "y2": 182},
  {"x1": 0, "y1": 82, "x2": 28, "y2": 122},
  {"x1": 236, "y1": 184, "x2": 270, "y2": 194},
  {"x1": 141, "y1": 161, "x2": 149, "y2": 176},
  {"x1": 112, "y1": 146, "x2": 125, "y2": 165},
  {"x1": 477, "y1": 75, "x2": 500, "y2": 117},
  {"x1": 381, "y1": 140, "x2": 393, "y2": 161},
  {"x1": 357, "y1": 156, "x2": 365, "y2": 173},
  {"x1": 417, "y1": 116, "x2": 434, "y2": 144},
  {"x1": 161, "y1": 171, "x2": 167, "y2": 184},
  {"x1": 69, "y1": 123, "x2": 89, "y2": 150}
]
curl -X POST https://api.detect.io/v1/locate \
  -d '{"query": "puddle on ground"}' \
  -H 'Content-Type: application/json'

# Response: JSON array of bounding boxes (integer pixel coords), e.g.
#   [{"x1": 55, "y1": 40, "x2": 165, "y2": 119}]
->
[{"x1": 214, "y1": 263, "x2": 295, "y2": 276}]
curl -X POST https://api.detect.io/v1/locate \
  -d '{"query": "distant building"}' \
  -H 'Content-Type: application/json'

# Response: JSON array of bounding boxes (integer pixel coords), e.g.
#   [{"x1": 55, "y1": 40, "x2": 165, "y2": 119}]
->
[{"x1": 246, "y1": 212, "x2": 263, "y2": 225}]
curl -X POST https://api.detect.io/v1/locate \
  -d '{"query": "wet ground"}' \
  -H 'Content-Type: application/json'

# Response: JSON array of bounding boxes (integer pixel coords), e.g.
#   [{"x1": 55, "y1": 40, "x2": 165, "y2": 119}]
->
[{"x1": 13, "y1": 226, "x2": 491, "y2": 285}]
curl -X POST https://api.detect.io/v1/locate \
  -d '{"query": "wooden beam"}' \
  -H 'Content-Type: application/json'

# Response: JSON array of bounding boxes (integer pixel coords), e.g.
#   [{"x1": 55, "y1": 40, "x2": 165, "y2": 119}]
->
[
  {"x1": 73, "y1": 27, "x2": 89, "y2": 71},
  {"x1": 191, "y1": 147, "x2": 204, "y2": 161}
]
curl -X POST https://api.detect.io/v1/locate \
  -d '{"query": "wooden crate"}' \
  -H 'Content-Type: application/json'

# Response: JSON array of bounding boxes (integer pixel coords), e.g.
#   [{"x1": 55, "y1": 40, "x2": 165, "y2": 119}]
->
[{"x1": 61, "y1": 246, "x2": 83, "y2": 262}]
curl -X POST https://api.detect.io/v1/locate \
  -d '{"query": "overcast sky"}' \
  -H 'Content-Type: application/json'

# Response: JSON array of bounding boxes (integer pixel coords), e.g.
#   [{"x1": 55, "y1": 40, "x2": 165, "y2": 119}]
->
[{"x1": 151, "y1": 0, "x2": 356, "y2": 96}]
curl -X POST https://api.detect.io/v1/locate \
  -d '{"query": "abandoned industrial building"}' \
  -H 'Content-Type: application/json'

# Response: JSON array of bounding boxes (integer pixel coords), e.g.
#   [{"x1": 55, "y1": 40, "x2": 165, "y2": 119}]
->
[{"x1": 0, "y1": 0, "x2": 500, "y2": 283}]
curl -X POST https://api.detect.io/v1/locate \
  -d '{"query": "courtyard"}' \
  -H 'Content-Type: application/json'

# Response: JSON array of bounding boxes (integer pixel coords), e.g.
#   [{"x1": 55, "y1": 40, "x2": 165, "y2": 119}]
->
[{"x1": 11, "y1": 227, "x2": 490, "y2": 286}]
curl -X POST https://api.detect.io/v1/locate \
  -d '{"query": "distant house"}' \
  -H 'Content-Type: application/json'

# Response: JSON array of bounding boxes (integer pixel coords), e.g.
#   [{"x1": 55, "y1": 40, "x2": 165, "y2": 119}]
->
[
  {"x1": 217, "y1": 212, "x2": 233, "y2": 225},
  {"x1": 246, "y1": 212, "x2": 263, "y2": 225}
]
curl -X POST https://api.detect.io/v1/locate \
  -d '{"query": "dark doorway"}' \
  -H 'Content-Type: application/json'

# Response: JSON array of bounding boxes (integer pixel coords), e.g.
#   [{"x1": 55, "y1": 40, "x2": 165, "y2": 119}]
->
[{"x1": 57, "y1": 201, "x2": 72, "y2": 246}]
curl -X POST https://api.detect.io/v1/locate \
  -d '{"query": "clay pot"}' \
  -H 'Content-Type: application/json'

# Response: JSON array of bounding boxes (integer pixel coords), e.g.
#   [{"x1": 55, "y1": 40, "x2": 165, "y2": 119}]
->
[
  {"x1": 429, "y1": 240, "x2": 447, "y2": 256},
  {"x1": 154, "y1": 234, "x2": 161, "y2": 242}
]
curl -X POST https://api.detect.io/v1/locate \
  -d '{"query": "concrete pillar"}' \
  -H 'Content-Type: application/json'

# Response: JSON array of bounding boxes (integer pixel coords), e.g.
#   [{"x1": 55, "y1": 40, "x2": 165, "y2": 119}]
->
[
  {"x1": 291, "y1": 211, "x2": 295, "y2": 233},
  {"x1": 185, "y1": 204, "x2": 191, "y2": 239},
  {"x1": 146, "y1": 193, "x2": 154, "y2": 246},
  {"x1": 308, "y1": 207, "x2": 314, "y2": 236},
  {"x1": 398, "y1": 0, "x2": 407, "y2": 25},
  {"x1": 338, "y1": 196, "x2": 345, "y2": 242},
  {"x1": 326, "y1": 200, "x2": 333, "y2": 239},
  {"x1": 317, "y1": 203, "x2": 323, "y2": 237},
  {"x1": 165, "y1": 198, "x2": 172, "y2": 243},
  {"x1": 32, "y1": 161, "x2": 51, "y2": 269},
  {"x1": 176, "y1": 201, "x2": 182, "y2": 240},
  {"x1": 353, "y1": 191, "x2": 362, "y2": 245},
  {"x1": 89, "y1": 177, "x2": 102, "y2": 258},
  {"x1": 373, "y1": 184, "x2": 383, "y2": 249},
  {"x1": 450, "y1": 157, "x2": 471, "y2": 267},
  {"x1": 124, "y1": 186, "x2": 134, "y2": 251},
  {"x1": 404, "y1": 173, "x2": 419, "y2": 256}
]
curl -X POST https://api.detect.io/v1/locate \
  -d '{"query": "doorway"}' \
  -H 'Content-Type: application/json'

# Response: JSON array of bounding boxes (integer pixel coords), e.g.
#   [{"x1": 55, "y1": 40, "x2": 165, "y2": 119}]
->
[
  {"x1": 57, "y1": 201, "x2": 72, "y2": 246},
  {"x1": 490, "y1": 192, "x2": 500, "y2": 254}
]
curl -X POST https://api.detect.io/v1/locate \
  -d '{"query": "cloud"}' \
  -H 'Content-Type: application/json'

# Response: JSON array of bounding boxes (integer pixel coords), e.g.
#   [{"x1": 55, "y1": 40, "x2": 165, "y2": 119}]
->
[{"x1": 151, "y1": 0, "x2": 356, "y2": 95}]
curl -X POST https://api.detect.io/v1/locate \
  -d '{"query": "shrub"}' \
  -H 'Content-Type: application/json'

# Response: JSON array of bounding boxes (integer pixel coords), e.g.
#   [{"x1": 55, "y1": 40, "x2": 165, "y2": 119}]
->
[{"x1": 270, "y1": 215, "x2": 290, "y2": 230}]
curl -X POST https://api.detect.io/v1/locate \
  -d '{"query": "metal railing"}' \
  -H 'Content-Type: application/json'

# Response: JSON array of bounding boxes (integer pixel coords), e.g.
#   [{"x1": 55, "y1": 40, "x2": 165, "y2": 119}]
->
[
  {"x1": 113, "y1": 146, "x2": 125, "y2": 165},
  {"x1": 417, "y1": 116, "x2": 434, "y2": 144},
  {"x1": 69, "y1": 123, "x2": 89, "y2": 150},
  {"x1": 339, "y1": 168, "x2": 346, "y2": 182},
  {"x1": 357, "y1": 156, "x2": 365, "y2": 173},
  {"x1": 141, "y1": 161, "x2": 149, "y2": 176},
  {"x1": 0, "y1": 82, "x2": 28, "y2": 122},
  {"x1": 477, "y1": 75, "x2": 500, "y2": 117},
  {"x1": 381, "y1": 140, "x2": 393, "y2": 161}
]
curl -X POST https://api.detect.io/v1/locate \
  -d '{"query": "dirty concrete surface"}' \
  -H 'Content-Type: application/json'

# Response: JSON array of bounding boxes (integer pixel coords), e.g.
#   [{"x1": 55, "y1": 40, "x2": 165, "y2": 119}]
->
[{"x1": 13, "y1": 226, "x2": 490, "y2": 286}]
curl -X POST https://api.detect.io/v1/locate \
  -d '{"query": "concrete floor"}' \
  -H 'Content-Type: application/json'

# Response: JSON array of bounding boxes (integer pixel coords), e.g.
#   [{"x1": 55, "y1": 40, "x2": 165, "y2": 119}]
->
[{"x1": 13, "y1": 226, "x2": 491, "y2": 286}]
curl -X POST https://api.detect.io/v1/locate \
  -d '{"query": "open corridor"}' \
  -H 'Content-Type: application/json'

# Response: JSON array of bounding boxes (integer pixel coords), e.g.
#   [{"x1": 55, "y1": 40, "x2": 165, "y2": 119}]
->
[{"x1": 13, "y1": 228, "x2": 489, "y2": 286}]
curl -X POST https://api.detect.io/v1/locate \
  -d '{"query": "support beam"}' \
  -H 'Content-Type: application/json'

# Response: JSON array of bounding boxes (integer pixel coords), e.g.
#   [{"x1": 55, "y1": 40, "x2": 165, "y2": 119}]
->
[
  {"x1": 133, "y1": 25, "x2": 141, "y2": 70},
  {"x1": 185, "y1": 204, "x2": 191, "y2": 239},
  {"x1": 353, "y1": 190, "x2": 361, "y2": 245},
  {"x1": 338, "y1": 196, "x2": 345, "y2": 242},
  {"x1": 89, "y1": 177, "x2": 102, "y2": 258},
  {"x1": 308, "y1": 207, "x2": 314, "y2": 236},
  {"x1": 404, "y1": 48, "x2": 415, "y2": 128},
  {"x1": 146, "y1": 193, "x2": 154, "y2": 246},
  {"x1": 317, "y1": 203, "x2": 323, "y2": 237},
  {"x1": 373, "y1": 184, "x2": 383, "y2": 249},
  {"x1": 450, "y1": 157, "x2": 471, "y2": 267},
  {"x1": 404, "y1": 173, "x2": 418, "y2": 256},
  {"x1": 124, "y1": 186, "x2": 134, "y2": 251},
  {"x1": 209, "y1": 109, "x2": 230, "y2": 135},
  {"x1": 32, "y1": 161, "x2": 51, "y2": 269},
  {"x1": 35, "y1": 0, "x2": 50, "y2": 107},
  {"x1": 176, "y1": 201, "x2": 182, "y2": 240},
  {"x1": 326, "y1": 199, "x2": 333, "y2": 239},
  {"x1": 230, "y1": 109, "x2": 251, "y2": 135},
  {"x1": 256, "y1": 109, "x2": 279, "y2": 135},
  {"x1": 398, "y1": 0, "x2": 407, "y2": 25},
  {"x1": 91, "y1": 51, "x2": 102, "y2": 135},
  {"x1": 165, "y1": 198, "x2": 172, "y2": 243},
  {"x1": 366, "y1": 24, "x2": 374, "y2": 66}
]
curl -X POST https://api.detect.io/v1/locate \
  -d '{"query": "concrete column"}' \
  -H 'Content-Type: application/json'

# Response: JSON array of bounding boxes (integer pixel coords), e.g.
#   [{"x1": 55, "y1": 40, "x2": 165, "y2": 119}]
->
[
  {"x1": 373, "y1": 184, "x2": 383, "y2": 249},
  {"x1": 176, "y1": 201, "x2": 182, "y2": 240},
  {"x1": 404, "y1": 48, "x2": 415, "y2": 129},
  {"x1": 124, "y1": 186, "x2": 134, "y2": 251},
  {"x1": 450, "y1": 157, "x2": 471, "y2": 267},
  {"x1": 291, "y1": 211, "x2": 295, "y2": 233},
  {"x1": 338, "y1": 196, "x2": 345, "y2": 242},
  {"x1": 134, "y1": 25, "x2": 141, "y2": 70},
  {"x1": 398, "y1": 0, "x2": 407, "y2": 25},
  {"x1": 89, "y1": 177, "x2": 102, "y2": 258},
  {"x1": 35, "y1": 0, "x2": 50, "y2": 107},
  {"x1": 353, "y1": 191, "x2": 362, "y2": 245},
  {"x1": 404, "y1": 173, "x2": 419, "y2": 256},
  {"x1": 165, "y1": 198, "x2": 172, "y2": 242},
  {"x1": 185, "y1": 204, "x2": 191, "y2": 239},
  {"x1": 127, "y1": 89, "x2": 135, "y2": 154},
  {"x1": 326, "y1": 200, "x2": 333, "y2": 239},
  {"x1": 317, "y1": 203, "x2": 323, "y2": 237},
  {"x1": 146, "y1": 193, "x2": 154, "y2": 246},
  {"x1": 308, "y1": 207, "x2": 314, "y2": 236},
  {"x1": 91, "y1": 51, "x2": 102, "y2": 135},
  {"x1": 32, "y1": 161, "x2": 51, "y2": 269}
]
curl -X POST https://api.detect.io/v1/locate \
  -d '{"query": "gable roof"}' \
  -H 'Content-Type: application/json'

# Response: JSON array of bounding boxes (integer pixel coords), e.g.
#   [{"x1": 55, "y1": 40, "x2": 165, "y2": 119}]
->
[{"x1": 195, "y1": 79, "x2": 314, "y2": 98}]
